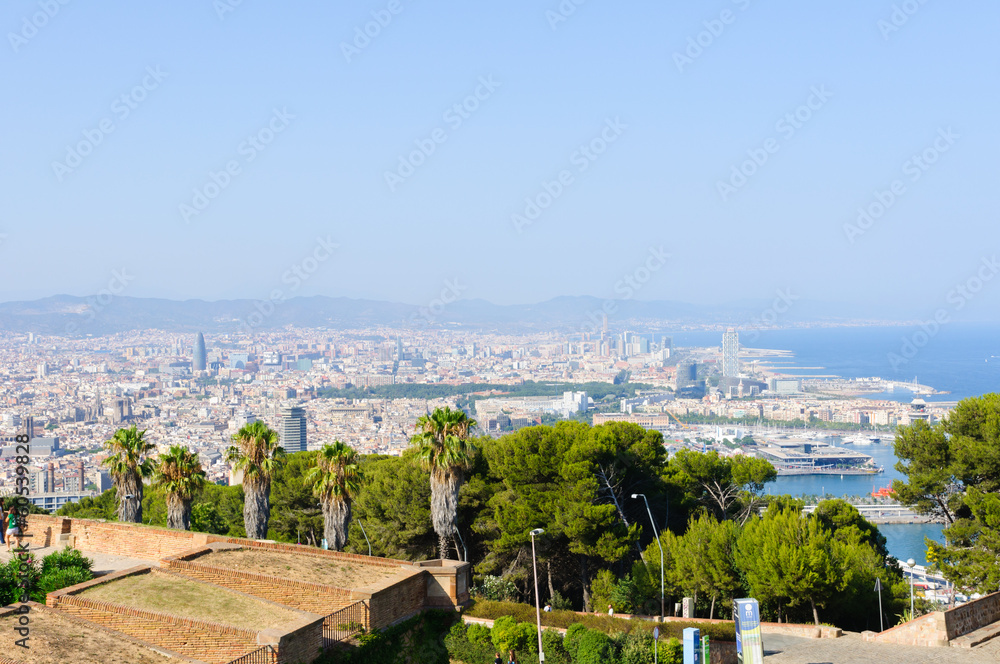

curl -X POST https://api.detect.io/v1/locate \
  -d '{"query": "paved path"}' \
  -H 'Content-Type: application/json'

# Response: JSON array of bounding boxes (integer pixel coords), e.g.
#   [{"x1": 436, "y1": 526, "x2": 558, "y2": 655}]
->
[
  {"x1": 0, "y1": 544, "x2": 156, "y2": 574},
  {"x1": 763, "y1": 631, "x2": 1000, "y2": 663}
]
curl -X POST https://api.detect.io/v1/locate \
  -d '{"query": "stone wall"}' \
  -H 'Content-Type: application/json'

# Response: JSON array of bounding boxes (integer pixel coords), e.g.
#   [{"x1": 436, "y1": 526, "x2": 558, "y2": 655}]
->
[
  {"x1": 360, "y1": 568, "x2": 429, "y2": 629},
  {"x1": 864, "y1": 611, "x2": 949, "y2": 647},
  {"x1": 944, "y1": 591, "x2": 1000, "y2": 639},
  {"x1": 162, "y1": 547, "x2": 356, "y2": 616},
  {"x1": 45, "y1": 565, "x2": 323, "y2": 664}
]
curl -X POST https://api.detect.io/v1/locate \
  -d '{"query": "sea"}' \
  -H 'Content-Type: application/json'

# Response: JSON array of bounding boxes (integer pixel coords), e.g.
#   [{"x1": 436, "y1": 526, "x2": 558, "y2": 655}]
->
[{"x1": 663, "y1": 323, "x2": 1000, "y2": 565}]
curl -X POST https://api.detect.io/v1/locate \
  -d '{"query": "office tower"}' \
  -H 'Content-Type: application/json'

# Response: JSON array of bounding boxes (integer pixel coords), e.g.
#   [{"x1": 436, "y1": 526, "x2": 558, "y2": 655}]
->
[
  {"x1": 193, "y1": 332, "x2": 207, "y2": 371},
  {"x1": 722, "y1": 328, "x2": 739, "y2": 377},
  {"x1": 602, "y1": 314, "x2": 608, "y2": 334},
  {"x1": 396, "y1": 337, "x2": 404, "y2": 360},
  {"x1": 280, "y1": 405, "x2": 307, "y2": 453}
]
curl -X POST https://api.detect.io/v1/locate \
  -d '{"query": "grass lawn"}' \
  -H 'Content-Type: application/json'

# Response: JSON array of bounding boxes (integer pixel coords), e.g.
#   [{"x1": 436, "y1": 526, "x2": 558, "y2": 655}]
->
[
  {"x1": 79, "y1": 571, "x2": 303, "y2": 631},
  {"x1": 2, "y1": 609, "x2": 178, "y2": 664},
  {"x1": 199, "y1": 548, "x2": 401, "y2": 588}
]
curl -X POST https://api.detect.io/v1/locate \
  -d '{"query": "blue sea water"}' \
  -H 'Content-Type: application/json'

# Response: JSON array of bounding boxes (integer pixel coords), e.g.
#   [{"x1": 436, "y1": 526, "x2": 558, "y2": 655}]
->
[
  {"x1": 665, "y1": 323, "x2": 1000, "y2": 401},
  {"x1": 661, "y1": 324, "x2": 997, "y2": 564}
]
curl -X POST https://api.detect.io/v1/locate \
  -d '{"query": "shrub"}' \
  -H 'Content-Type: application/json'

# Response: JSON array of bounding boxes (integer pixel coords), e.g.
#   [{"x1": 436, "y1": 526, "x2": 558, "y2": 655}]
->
[
  {"x1": 589, "y1": 569, "x2": 616, "y2": 612},
  {"x1": 466, "y1": 622, "x2": 493, "y2": 648},
  {"x1": 40, "y1": 546, "x2": 93, "y2": 575},
  {"x1": 541, "y1": 628, "x2": 570, "y2": 664},
  {"x1": 465, "y1": 600, "x2": 735, "y2": 642},
  {"x1": 610, "y1": 574, "x2": 641, "y2": 614},
  {"x1": 491, "y1": 615, "x2": 536, "y2": 655},
  {"x1": 618, "y1": 630, "x2": 655, "y2": 664},
  {"x1": 576, "y1": 629, "x2": 613, "y2": 664},
  {"x1": 663, "y1": 637, "x2": 682, "y2": 664},
  {"x1": 564, "y1": 623, "x2": 588, "y2": 659},
  {"x1": 472, "y1": 574, "x2": 519, "y2": 602},
  {"x1": 0, "y1": 554, "x2": 40, "y2": 606},
  {"x1": 549, "y1": 589, "x2": 573, "y2": 611},
  {"x1": 32, "y1": 567, "x2": 93, "y2": 603}
]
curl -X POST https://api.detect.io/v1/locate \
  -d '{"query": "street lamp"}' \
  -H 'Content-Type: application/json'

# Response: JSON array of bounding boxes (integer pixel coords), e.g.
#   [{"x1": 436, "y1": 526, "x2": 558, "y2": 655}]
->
[
  {"x1": 906, "y1": 558, "x2": 916, "y2": 618},
  {"x1": 529, "y1": 528, "x2": 545, "y2": 662},
  {"x1": 632, "y1": 493, "x2": 664, "y2": 620}
]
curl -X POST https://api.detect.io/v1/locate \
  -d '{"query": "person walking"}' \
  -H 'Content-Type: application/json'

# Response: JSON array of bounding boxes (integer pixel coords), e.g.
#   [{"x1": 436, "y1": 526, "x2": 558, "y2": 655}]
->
[
  {"x1": 494, "y1": 652, "x2": 503, "y2": 664},
  {"x1": 608, "y1": 604, "x2": 614, "y2": 616},
  {"x1": 508, "y1": 649, "x2": 518, "y2": 664},
  {"x1": 5, "y1": 508, "x2": 21, "y2": 552},
  {"x1": 0, "y1": 499, "x2": 6, "y2": 547}
]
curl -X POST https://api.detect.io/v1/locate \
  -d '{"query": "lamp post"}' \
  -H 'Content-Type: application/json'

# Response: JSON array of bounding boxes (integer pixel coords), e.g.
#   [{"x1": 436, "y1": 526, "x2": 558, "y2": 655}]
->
[
  {"x1": 906, "y1": 558, "x2": 915, "y2": 618},
  {"x1": 530, "y1": 528, "x2": 545, "y2": 662},
  {"x1": 632, "y1": 493, "x2": 664, "y2": 620}
]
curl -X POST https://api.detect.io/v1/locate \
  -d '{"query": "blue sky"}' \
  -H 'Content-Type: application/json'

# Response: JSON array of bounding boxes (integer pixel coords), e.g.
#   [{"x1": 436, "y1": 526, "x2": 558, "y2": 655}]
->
[{"x1": 2, "y1": 0, "x2": 998, "y2": 318}]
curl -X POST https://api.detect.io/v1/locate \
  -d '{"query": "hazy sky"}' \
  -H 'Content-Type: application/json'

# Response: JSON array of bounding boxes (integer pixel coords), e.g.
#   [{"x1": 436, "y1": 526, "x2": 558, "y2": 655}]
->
[{"x1": 2, "y1": 1, "x2": 998, "y2": 317}]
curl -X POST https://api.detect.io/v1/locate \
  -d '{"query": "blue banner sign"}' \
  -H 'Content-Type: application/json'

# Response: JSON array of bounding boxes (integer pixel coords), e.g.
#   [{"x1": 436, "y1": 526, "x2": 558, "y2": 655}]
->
[
  {"x1": 733, "y1": 598, "x2": 764, "y2": 664},
  {"x1": 683, "y1": 627, "x2": 702, "y2": 664}
]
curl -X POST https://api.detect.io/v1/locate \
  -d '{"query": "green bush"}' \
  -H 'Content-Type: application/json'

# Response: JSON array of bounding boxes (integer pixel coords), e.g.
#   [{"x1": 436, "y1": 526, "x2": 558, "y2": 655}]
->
[
  {"x1": 32, "y1": 567, "x2": 92, "y2": 603},
  {"x1": 466, "y1": 622, "x2": 493, "y2": 649},
  {"x1": 491, "y1": 615, "x2": 536, "y2": 655},
  {"x1": 549, "y1": 589, "x2": 573, "y2": 611},
  {"x1": 0, "y1": 554, "x2": 41, "y2": 606},
  {"x1": 589, "y1": 570, "x2": 616, "y2": 612},
  {"x1": 576, "y1": 629, "x2": 613, "y2": 664},
  {"x1": 472, "y1": 574, "x2": 518, "y2": 602},
  {"x1": 541, "y1": 628, "x2": 571, "y2": 664},
  {"x1": 465, "y1": 600, "x2": 735, "y2": 642},
  {"x1": 664, "y1": 637, "x2": 682, "y2": 664},
  {"x1": 564, "y1": 623, "x2": 587, "y2": 659},
  {"x1": 40, "y1": 546, "x2": 93, "y2": 575},
  {"x1": 618, "y1": 630, "x2": 655, "y2": 664}
]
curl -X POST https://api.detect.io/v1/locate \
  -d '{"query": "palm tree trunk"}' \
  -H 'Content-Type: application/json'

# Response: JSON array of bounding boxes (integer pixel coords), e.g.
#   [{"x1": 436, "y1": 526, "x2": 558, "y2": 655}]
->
[
  {"x1": 244, "y1": 478, "x2": 271, "y2": 539},
  {"x1": 118, "y1": 473, "x2": 143, "y2": 523},
  {"x1": 430, "y1": 470, "x2": 462, "y2": 559},
  {"x1": 166, "y1": 494, "x2": 190, "y2": 530},
  {"x1": 325, "y1": 497, "x2": 351, "y2": 551}
]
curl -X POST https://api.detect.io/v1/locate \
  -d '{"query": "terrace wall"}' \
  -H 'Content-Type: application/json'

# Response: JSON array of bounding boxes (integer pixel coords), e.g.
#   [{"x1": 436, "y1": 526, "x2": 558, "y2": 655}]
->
[
  {"x1": 865, "y1": 591, "x2": 1000, "y2": 647},
  {"x1": 162, "y1": 547, "x2": 356, "y2": 615},
  {"x1": 45, "y1": 566, "x2": 323, "y2": 664}
]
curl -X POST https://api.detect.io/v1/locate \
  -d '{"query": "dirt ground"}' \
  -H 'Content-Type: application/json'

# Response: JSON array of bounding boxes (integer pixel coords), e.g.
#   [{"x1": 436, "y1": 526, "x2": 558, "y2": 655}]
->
[
  {"x1": 79, "y1": 571, "x2": 303, "y2": 631},
  {"x1": 1, "y1": 609, "x2": 177, "y2": 664},
  {"x1": 199, "y1": 547, "x2": 401, "y2": 588}
]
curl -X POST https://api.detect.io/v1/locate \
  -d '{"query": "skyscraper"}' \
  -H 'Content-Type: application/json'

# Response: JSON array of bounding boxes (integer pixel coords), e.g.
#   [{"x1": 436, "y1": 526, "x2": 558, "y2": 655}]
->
[
  {"x1": 280, "y1": 404, "x2": 307, "y2": 453},
  {"x1": 722, "y1": 328, "x2": 739, "y2": 377},
  {"x1": 193, "y1": 332, "x2": 207, "y2": 371}
]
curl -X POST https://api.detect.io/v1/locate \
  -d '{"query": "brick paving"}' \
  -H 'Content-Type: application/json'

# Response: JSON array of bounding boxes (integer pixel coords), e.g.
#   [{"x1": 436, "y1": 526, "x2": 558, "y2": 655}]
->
[
  {"x1": 764, "y1": 631, "x2": 1000, "y2": 663},
  {"x1": 0, "y1": 545, "x2": 157, "y2": 574}
]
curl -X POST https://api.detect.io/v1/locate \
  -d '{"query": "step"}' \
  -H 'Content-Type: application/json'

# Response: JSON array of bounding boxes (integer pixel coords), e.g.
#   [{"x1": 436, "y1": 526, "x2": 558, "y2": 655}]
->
[{"x1": 951, "y1": 621, "x2": 1000, "y2": 649}]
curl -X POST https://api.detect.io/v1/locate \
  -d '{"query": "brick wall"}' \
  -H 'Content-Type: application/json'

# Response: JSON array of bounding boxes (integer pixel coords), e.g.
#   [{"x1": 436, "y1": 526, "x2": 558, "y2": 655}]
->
[
  {"x1": 864, "y1": 611, "x2": 949, "y2": 647},
  {"x1": 46, "y1": 565, "x2": 325, "y2": 664},
  {"x1": 944, "y1": 591, "x2": 1000, "y2": 639},
  {"x1": 360, "y1": 569, "x2": 428, "y2": 630},
  {"x1": 163, "y1": 547, "x2": 356, "y2": 615}
]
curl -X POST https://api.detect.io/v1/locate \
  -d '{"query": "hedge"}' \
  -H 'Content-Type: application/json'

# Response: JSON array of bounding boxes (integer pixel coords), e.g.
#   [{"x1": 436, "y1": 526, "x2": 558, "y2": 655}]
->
[{"x1": 465, "y1": 600, "x2": 736, "y2": 642}]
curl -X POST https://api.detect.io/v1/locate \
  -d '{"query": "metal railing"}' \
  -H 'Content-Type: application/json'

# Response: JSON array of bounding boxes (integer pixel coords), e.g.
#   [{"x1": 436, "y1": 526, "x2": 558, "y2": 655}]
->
[
  {"x1": 323, "y1": 600, "x2": 370, "y2": 648},
  {"x1": 226, "y1": 645, "x2": 277, "y2": 664}
]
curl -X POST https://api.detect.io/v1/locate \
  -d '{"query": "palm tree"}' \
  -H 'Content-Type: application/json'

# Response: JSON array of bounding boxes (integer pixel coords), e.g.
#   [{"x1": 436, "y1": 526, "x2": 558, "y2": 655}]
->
[
  {"x1": 226, "y1": 420, "x2": 284, "y2": 539},
  {"x1": 154, "y1": 445, "x2": 206, "y2": 530},
  {"x1": 101, "y1": 425, "x2": 154, "y2": 523},
  {"x1": 411, "y1": 406, "x2": 477, "y2": 560},
  {"x1": 304, "y1": 441, "x2": 363, "y2": 551}
]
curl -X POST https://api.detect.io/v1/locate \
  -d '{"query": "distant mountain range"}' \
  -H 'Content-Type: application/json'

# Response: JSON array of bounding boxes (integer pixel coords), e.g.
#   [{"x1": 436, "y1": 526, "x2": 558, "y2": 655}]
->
[{"x1": 0, "y1": 294, "x2": 914, "y2": 336}]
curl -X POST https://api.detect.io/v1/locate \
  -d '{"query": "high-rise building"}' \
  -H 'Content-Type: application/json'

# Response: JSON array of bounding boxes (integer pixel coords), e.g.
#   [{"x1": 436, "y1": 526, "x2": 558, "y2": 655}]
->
[
  {"x1": 279, "y1": 405, "x2": 307, "y2": 453},
  {"x1": 193, "y1": 332, "x2": 207, "y2": 371},
  {"x1": 722, "y1": 328, "x2": 739, "y2": 377}
]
